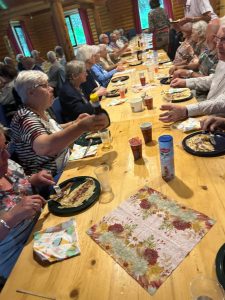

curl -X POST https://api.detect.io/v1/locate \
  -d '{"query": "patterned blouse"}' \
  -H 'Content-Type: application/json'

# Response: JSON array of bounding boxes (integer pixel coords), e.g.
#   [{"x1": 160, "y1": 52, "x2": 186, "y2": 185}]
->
[
  {"x1": 148, "y1": 7, "x2": 170, "y2": 33},
  {"x1": 0, "y1": 160, "x2": 33, "y2": 215},
  {"x1": 10, "y1": 106, "x2": 70, "y2": 176}
]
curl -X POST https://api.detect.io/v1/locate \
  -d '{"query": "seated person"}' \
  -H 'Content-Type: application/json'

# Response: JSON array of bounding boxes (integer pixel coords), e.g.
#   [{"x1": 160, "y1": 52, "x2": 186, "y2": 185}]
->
[
  {"x1": 10, "y1": 70, "x2": 110, "y2": 176},
  {"x1": 172, "y1": 21, "x2": 219, "y2": 79},
  {"x1": 99, "y1": 44, "x2": 122, "y2": 71},
  {"x1": 91, "y1": 46, "x2": 124, "y2": 87},
  {"x1": 76, "y1": 45, "x2": 106, "y2": 100},
  {"x1": 47, "y1": 51, "x2": 65, "y2": 97},
  {"x1": 21, "y1": 57, "x2": 43, "y2": 72},
  {"x1": 55, "y1": 46, "x2": 67, "y2": 67},
  {"x1": 31, "y1": 50, "x2": 45, "y2": 68},
  {"x1": 0, "y1": 124, "x2": 54, "y2": 284},
  {"x1": 0, "y1": 64, "x2": 19, "y2": 121},
  {"x1": 167, "y1": 22, "x2": 183, "y2": 61},
  {"x1": 159, "y1": 24, "x2": 225, "y2": 123},
  {"x1": 59, "y1": 60, "x2": 110, "y2": 122},
  {"x1": 170, "y1": 21, "x2": 208, "y2": 75}
]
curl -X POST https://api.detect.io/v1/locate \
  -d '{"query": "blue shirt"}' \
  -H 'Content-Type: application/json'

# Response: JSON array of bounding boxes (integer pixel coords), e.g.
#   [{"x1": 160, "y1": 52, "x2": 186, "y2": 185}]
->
[{"x1": 91, "y1": 64, "x2": 117, "y2": 87}]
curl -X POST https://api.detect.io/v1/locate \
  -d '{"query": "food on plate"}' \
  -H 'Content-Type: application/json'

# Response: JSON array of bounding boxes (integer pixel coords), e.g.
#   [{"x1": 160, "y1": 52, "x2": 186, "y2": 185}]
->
[
  {"x1": 186, "y1": 134, "x2": 215, "y2": 152},
  {"x1": 129, "y1": 60, "x2": 142, "y2": 66},
  {"x1": 163, "y1": 89, "x2": 191, "y2": 101},
  {"x1": 51, "y1": 179, "x2": 96, "y2": 208}
]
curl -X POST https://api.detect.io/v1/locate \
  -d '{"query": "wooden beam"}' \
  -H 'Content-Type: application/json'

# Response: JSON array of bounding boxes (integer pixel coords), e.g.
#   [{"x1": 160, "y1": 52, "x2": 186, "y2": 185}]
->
[
  {"x1": 49, "y1": 0, "x2": 74, "y2": 61},
  {"x1": 92, "y1": 6, "x2": 102, "y2": 37}
]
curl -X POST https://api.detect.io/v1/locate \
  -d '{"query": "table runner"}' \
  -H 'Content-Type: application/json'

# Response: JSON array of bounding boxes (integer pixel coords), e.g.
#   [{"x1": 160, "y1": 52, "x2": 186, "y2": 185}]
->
[{"x1": 87, "y1": 186, "x2": 215, "y2": 295}]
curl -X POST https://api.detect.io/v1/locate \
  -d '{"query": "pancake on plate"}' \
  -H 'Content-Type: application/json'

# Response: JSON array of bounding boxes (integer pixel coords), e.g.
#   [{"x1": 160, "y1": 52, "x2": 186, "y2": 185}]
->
[
  {"x1": 186, "y1": 134, "x2": 214, "y2": 152},
  {"x1": 163, "y1": 88, "x2": 191, "y2": 101}
]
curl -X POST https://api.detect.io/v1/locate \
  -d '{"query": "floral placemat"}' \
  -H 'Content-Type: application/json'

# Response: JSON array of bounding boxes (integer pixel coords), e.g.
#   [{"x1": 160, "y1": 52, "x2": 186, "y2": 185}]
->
[
  {"x1": 87, "y1": 186, "x2": 215, "y2": 295},
  {"x1": 33, "y1": 219, "x2": 80, "y2": 263}
]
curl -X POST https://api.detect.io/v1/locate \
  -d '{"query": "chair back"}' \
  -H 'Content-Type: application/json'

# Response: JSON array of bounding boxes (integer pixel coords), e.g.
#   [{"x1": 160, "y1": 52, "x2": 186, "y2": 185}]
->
[
  {"x1": 0, "y1": 104, "x2": 10, "y2": 127},
  {"x1": 51, "y1": 97, "x2": 64, "y2": 123}
]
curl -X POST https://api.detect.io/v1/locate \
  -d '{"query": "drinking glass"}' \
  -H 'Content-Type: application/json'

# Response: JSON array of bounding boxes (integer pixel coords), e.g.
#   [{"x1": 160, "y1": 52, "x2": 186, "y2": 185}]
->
[{"x1": 94, "y1": 164, "x2": 112, "y2": 192}]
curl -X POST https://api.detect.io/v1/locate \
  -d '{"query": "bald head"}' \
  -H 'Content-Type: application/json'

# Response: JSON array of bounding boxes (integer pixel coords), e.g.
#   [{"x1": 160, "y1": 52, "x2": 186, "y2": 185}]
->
[{"x1": 206, "y1": 21, "x2": 220, "y2": 51}]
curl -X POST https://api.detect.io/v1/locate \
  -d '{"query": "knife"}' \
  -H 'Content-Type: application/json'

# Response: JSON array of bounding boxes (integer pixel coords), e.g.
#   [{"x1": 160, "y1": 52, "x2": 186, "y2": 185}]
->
[{"x1": 83, "y1": 139, "x2": 93, "y2": 158}]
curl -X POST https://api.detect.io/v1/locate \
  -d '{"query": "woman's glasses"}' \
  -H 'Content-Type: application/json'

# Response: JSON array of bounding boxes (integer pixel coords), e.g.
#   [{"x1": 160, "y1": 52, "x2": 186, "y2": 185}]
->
[{"x1": 33, "y1": 83, "x2": 52, "y2": 89}]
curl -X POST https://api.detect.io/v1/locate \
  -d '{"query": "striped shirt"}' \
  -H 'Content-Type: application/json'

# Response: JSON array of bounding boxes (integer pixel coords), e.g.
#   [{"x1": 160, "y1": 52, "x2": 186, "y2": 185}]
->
[{"x1": 10, "y1": 106, "x2": 69, "y2": 175}]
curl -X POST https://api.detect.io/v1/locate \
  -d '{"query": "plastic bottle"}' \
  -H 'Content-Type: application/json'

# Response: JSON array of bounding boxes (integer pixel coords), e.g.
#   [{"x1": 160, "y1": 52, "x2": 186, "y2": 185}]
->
[
  {"x1": 90, "y1": 93, "x2": 102, "y2": 115},
  {"x1": 158, "y1": 135, "x2": 175, "y2": 181}
]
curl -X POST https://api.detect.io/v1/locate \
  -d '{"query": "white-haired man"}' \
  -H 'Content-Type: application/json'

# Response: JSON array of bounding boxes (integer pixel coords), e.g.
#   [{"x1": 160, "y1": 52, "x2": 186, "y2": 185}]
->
[
  {"x1": 47, "y1": 51, "x2": 65, "y2": 96},
  {"x1": 159, "y1": 24, "x2": 225, "y2": 123}
]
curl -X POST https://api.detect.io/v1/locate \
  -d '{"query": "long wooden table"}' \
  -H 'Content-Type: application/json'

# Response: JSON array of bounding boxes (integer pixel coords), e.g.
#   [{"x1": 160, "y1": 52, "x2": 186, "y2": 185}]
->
[{"x1": 1, "y1": 58, "x2": 225, "y2": 300}]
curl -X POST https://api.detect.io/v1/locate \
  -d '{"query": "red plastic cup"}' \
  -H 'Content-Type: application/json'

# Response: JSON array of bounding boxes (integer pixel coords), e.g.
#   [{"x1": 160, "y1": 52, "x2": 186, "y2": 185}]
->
[
  {"x1": 119, "y1": 87, "x2": 126, "y2": 98},
  {"x1": 140, "y1": 76, "x2": 146, "y2": 86},
  {"x1": 129, "y1": 137, "x2": 142, "y2": 160},
  {"x1": 144, "y1": 96, "x2": 153, "y2": 110},
  {"x1": 140, "y1": 122, "x2": 152, "y2": 144}
]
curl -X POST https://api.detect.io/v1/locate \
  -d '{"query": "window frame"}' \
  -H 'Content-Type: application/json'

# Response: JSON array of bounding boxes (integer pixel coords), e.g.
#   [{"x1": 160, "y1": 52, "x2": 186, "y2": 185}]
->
[
  {"x1": 10, "y1": 21, "x2": 31, "y2": 56},
  {"x1": 64, "y1": 9, "x2": 86, "y2": 48}
]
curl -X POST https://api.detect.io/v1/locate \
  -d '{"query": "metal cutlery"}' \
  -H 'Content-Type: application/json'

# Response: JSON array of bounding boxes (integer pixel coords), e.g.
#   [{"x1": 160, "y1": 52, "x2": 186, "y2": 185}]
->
[{"x1": 83, "y1": 138, "x2": 93, "y2": 158}]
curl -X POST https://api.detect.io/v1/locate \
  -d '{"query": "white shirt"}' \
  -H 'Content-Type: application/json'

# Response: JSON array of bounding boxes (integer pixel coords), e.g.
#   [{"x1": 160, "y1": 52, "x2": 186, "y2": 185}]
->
[
  {"x1": 185, "y1": 0, "x2": 217, "y2": 20},
  {"x1": 186, "y1": 61, "x2": 225, "y2": 117}
]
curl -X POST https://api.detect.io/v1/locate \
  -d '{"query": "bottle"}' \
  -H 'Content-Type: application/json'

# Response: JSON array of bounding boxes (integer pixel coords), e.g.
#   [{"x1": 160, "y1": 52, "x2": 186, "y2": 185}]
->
[
  {"x1": 137, "y1": 37, "x2": 142, "y2": 61},
  {"x1": 158, "y1": 135, "x2": 175, "y2": 182},
  {"x1": 90, "y1": 93, "x2": 102, "y2": 115}
]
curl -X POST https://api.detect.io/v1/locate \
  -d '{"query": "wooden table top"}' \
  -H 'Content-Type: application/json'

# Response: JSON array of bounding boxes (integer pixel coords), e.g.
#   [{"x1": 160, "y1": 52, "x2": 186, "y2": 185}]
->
[{"x1": 1, "y1": 57, "x2": 224, "y2": 300}]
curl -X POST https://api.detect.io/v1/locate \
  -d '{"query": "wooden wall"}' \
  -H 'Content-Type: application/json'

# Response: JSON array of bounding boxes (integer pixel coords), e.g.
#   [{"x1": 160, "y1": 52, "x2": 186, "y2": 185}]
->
[{"x1": 0, "y1": 0, "x2": 222, "y2": 61}]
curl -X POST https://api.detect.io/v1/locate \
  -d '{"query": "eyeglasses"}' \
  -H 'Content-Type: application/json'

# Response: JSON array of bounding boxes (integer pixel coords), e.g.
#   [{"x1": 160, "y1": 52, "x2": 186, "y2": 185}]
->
[
  {"x1": 214, "y1": 35, "x2": 225, "y2": 44},
  {"x1": 33, "y1": 83, "x2": 51, "y2": 89}
]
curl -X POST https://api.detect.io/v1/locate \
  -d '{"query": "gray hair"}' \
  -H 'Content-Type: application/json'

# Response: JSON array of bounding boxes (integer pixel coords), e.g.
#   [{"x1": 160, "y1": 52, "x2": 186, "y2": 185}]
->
[
  {"x1": 192, "y1": 21, "x2": 208, "y2": 39},
  {"x1": 47, "y1": 51, "x2": 56, "y2": 62},
  {"x1": 16, "y1": 53, "x2": 24, "y2": 62},
  {"x1": 76, "y1": 45, "x2": 93, "y2": 62},
  {"x1": 65, "y1": 60, "x2": 86, "y2": 80},
  {"x1": 31, "y1": 50, "x2": 39, "y2": 58},
  {"x1": 91, "y1": 45, "x2": 100, "y2": 55},
  {"x1": 99, "y1": 33, "x2": 108, "y2": 42},
  {"x1": 15, "y1": 70, "x2": 48, "y2": 103}
]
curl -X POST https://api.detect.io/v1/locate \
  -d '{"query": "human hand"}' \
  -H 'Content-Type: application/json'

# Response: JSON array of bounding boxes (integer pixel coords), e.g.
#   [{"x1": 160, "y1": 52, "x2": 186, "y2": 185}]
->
[
  {"x1": 170, "y1": 78, "x2": 186, "y2": 87},
  {"x1": 8, "y1": 195, "x2": 46, "y2": 225},
  {"x1": 116, "y1": 65, "x2": 125, "y2": 72},
  {"x1": 78, "y1": 114, "x2": 109, "y2": 132},
  {"x1": 200, "y1": 116, "x2": 225, "y2": 132},
  {"x1": 29, "y1": 170, "x2": 55, "y2": 187},
  {"x1": 159, "y1": 104, "x2": 188, "y2": 123},
  {"x1": 173, "y1": 69, "x2": 189, "y2": 79},
  {"x1": 169, "y1": 66, "x2": 177, "y2": 75},
  {"x1": 95, "y1": 87, "x2": 107, "y2": 97},
  {"x1": 179, "y1": 17, "x2": 191, "y2": 26}
]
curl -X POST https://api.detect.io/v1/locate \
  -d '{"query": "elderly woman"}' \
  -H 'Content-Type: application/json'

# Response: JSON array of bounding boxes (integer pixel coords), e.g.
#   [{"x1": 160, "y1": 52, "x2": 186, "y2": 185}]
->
[
  {"x1": 91, "y1": 45, "x2": 124, "y2": 87},
  {"x1": 76, "y1": 45, "x2": 106, "y2": 100},
  {"x1": 10, "y1": 70, "x2": 109, "y2": 176},
  {"x1": 170, "y1": 21, "x2": 207, "y2": 75},
  {"x1": 0, "y1": 125, "x2": 54, "y2": 285},
  {"x1": 98, "y1": 44, "x2": 120, "y2": 71},
  {"x1": 148, "y1": 0, "x2": 170, "y2": 52},
  {"x1": 59, "y1": 60, "x2": 110, "y2": 122}
]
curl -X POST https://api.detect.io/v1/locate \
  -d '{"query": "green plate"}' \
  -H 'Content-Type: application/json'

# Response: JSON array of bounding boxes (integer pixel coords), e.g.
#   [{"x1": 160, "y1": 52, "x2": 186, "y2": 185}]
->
[
  {"x1": 48, "y1": 176, "x2": 100, "y2": 216},
  {"x1": 74, "y1": 133, "x2": 102, "y2": 147}
]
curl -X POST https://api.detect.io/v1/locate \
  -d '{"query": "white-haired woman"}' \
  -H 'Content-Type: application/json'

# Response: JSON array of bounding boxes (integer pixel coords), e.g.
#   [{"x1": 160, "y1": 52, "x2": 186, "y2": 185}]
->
[
  {"x1": 10, "y1": 70, "x2": 109, "y2": 176},
  {"x1": 91, "y1": 45, "x2": 123, "y2": 87},
  {"x1": 76, "y1": 45, "x2": 106, "y2": 100},
  {"x1": 59, "y1": 60, "x2": 110, "y2": 122},
  {"x1": 0, "y1": 125, "x2": 55, "y2": 286},
  {"x1": 47, "y1": 51, "x2": 65, "y2": 96}
]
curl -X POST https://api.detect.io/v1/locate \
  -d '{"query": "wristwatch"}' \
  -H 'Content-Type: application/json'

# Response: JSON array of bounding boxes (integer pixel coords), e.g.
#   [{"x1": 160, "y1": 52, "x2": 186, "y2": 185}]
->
[{"x1": 187, "y1": 70, "x2": 194, "y2": 78}]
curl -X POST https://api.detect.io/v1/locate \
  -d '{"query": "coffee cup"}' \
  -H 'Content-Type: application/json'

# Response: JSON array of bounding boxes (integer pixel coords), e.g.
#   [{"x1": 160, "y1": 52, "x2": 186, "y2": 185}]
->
[
  {"x1": 140, "y1": 122, "x2": 152, "y2": 144},
  {"x1": 129, "y1": 98, "x2": 143, "y2": 112}
]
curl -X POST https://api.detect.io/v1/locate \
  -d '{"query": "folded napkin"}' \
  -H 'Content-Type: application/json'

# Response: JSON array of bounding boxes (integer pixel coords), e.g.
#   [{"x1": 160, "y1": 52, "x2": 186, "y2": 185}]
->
[
  {"x1": 173, "y1": 118, "x2": 201, "y2": 132},
  {"x1": 114, "y1": 68, "x2": 135, "y2": 76},
  {"x1": 168, "y1": 88, "x2": 189, "y2": 94},
  {"x1": 69, "y1": 144, "x2": 98, "y2": 160},
  {"x1": 107, "y1": 99, "x2": 126, "y2": 106},
  {"x1": 33, "y1": 219, "x2": 80, "y2": 263},
  {"x1": 132, "y1": 83, "x2": 155, "y2": 93}
]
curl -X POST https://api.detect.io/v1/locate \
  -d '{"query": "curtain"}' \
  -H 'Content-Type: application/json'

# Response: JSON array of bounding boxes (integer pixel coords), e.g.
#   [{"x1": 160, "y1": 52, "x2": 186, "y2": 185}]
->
[
  {"x1": 7, "y1": 25, "x2": 21, "y2": 54},
  {"x1": 163, "y1": 0, "x2": 174, "y2": 19},
  {"x1": 20, "y1": 21, "x2": 33, "y2": 52},
  {"x1": 131, "y1": 0, "x2": 142, "y2": 34},
  {"x1": 78, "y1": 8, "x2": 94, "y2": 45}
]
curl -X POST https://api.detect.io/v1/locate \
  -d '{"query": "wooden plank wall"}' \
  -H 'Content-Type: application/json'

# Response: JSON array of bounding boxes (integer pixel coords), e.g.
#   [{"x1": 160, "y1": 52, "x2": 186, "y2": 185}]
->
[{"x1": 0, "y1": 0, "x2": 223, "y2": 61}]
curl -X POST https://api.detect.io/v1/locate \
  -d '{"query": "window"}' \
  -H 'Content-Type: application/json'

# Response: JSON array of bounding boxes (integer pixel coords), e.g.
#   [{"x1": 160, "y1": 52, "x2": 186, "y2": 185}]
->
[
  {"x1": 65, "y1": 11, "x2": 86, "y2": 47},
  {"x1": 11, "y1": 23, "x2": 31, "y2": 56},
  {"x1": 138, "y1": 0, "x2": 164, "y2": 29}
]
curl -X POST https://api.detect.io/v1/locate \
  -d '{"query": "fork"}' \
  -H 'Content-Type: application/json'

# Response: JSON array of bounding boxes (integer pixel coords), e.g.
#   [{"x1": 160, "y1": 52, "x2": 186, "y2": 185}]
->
[
  {"x1": 83, "y1": 138, "x2": 93, "y2": 158},
  {"x1": 203, "y1": 131, "x2": 216, "y2": 146}
]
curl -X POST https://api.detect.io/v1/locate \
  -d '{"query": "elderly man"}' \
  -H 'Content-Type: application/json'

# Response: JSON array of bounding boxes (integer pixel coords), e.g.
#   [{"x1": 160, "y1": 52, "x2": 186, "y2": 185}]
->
[
  {"x1": 159, "y1": 24, "x2": 225, "y2": 123},
  {"x1": 172, "y1": 21, "x2": 219, "y2": 79},
  {"x1": 177, "y1": 0, "x2": 218, "y2": 26},
  {"x1": 99, "y1": 44, "x2": 118, "y2": 71},
  {"x1": 47, "y1": 51, "x2": 65, "y2": 96}
]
